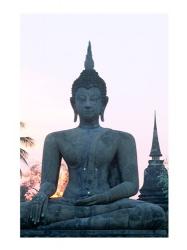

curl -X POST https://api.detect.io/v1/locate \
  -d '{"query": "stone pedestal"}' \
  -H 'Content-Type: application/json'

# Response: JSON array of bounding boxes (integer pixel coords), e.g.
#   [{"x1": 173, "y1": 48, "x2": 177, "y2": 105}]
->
[{"x1": 20, "y1": 229, "x2": 168, "y2": 237}]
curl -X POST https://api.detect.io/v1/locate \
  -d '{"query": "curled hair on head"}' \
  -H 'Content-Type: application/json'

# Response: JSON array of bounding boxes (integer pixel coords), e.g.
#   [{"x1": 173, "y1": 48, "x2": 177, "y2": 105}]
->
[{"x1": 71, "y1": 69, "x2": 107, "y2": 99}]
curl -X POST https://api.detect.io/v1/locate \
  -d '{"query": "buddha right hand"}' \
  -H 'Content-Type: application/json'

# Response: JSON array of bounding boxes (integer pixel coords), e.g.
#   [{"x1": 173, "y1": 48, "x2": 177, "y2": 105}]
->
[{"x1": 29, "y1": 192, "x2": 48, "y2": 225}]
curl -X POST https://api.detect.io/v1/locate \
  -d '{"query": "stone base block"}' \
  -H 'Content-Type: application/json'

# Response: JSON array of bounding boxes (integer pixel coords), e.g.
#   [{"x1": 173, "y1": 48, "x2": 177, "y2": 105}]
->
[{"x1": 20, "y1": 229, "x2": 168, "y2": 237}]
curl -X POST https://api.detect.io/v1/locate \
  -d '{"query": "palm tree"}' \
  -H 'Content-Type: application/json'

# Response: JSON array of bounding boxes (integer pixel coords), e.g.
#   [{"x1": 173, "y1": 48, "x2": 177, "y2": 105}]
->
[{"x1": 20, "y1": 122, "x2": 34, "y2": 176}]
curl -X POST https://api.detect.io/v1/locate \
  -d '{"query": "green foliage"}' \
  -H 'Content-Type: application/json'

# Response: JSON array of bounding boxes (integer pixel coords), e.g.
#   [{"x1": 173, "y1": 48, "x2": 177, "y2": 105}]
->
[{"x1": 20, "y1": 121, "x2": 34, "y2": 176}]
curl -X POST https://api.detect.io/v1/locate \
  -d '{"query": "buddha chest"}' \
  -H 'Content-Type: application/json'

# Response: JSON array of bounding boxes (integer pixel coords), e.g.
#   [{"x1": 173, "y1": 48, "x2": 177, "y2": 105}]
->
[
  {"x1": 58, "y1": 127, "x2": 119, "y2": 168},
  {"x1": 57, "y1": 128, "x2": 119, "y2": 197}
]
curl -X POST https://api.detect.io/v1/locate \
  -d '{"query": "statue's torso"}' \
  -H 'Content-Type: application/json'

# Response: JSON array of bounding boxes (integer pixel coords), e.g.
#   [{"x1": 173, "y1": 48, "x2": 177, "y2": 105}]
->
[{"x1": 54, "y1": 127, "x2": 120, "y2": 200}]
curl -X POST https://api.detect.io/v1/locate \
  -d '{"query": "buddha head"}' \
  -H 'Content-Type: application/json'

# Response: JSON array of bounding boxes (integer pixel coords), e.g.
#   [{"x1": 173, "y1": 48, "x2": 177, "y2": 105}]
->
[{"x1": 70, "y1": 42, "x2": 109, "y2": 123}]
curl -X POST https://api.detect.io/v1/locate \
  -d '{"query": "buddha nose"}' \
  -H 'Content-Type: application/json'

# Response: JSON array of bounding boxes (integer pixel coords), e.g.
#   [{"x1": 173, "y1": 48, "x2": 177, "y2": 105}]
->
[{"x1": 85, "y1": 98, "x2": 92, "y2": 109}]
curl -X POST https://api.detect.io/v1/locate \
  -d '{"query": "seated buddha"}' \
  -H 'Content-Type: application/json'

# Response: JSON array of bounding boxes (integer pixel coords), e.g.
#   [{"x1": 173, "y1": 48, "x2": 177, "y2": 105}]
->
[{"x1": 21, "y1": 42, "x2": 166, "y2": 231}]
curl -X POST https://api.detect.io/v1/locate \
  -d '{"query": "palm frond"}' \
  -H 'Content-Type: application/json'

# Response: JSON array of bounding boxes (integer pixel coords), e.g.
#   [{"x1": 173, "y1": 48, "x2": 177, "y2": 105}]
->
[
  {"x1": 20, "y1": 148, "x2": 28, "y2": 165},
  {"x1": 20, "y1": 137, "x2": 34, "y2": 147}
]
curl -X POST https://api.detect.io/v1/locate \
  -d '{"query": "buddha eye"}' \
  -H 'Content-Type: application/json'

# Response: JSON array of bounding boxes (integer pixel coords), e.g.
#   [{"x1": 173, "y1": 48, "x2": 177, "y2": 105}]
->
[
  {"x1": 90, "y1": 95, "x2": 100, "y2": 101},
  {"x1": 78, "y1": 95, "x2": 86, "y2": 101}
]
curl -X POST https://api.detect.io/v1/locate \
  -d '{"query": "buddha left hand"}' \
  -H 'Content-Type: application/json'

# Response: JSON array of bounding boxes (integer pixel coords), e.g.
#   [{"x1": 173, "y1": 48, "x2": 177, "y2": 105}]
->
[{"x1": 75, "y1": 192, "x2": 110, "y2": 206}]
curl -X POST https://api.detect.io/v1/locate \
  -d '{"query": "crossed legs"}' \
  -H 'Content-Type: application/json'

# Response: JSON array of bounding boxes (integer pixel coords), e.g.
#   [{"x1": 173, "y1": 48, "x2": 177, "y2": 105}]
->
[{"x1": 21, "y1": 198, "x2": 166, "y2": 229}]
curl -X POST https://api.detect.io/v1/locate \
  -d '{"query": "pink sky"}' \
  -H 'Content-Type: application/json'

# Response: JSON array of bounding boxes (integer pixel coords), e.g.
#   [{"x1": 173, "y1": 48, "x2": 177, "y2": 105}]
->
[{"x1": 20, "y1": 14, "x2": 168, "y2": 191}]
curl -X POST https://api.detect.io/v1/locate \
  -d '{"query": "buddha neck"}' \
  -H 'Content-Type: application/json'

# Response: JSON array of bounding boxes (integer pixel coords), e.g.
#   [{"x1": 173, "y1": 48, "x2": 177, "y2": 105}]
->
[{"x1": 78, "y1": 119, "x2": 100, "y2": 129}]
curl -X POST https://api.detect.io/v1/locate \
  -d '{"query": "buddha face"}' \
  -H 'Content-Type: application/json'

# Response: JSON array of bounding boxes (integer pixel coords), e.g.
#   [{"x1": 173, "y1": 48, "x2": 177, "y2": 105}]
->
[{"x1": 72, "y1": 87, "x2": 108, "y2": 122}]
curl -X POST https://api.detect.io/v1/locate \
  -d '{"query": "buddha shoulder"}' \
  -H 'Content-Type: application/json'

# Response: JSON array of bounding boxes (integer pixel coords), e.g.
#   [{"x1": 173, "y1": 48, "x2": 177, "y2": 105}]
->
[
  {"x1": 44, "y1": 128, "x2": 80, "y2": 144},
  {"x1": 108, "y1": 129, "x2": 136, "y2": 147}
]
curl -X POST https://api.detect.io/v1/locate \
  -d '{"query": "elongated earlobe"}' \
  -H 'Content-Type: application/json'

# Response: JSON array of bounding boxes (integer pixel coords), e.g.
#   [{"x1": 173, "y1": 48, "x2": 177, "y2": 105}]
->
[
  {"x1": 74, "y1": 112, "x2": 78, "y2": 122},
  {"x1": 100, "y1": 96, "x2": 108, "y2": 122},
  {"x1": 100, "y1": 112, "x2": 104, "y2": 122},
  {"x1": 70, "y1": 97, "x2": 78, "y2": 122}
]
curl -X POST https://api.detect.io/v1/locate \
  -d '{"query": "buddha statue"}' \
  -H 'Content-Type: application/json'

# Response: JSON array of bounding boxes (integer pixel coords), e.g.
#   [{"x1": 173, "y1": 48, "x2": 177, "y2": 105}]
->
[{"x1": 21, "y1": 42, "x2": 166, "y2": 232}]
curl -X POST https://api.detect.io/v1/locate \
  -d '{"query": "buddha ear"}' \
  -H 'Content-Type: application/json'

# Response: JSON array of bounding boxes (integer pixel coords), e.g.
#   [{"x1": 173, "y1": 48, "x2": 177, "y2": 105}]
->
[
  {"x1": 100, "y1": 112, "x2": 104, "y2": 122},
  {"x1": 104, "y1": 96, "x2": 109, "y2": 106},
  {"x1": 70, "y1": 97, "x2": 75, "y2": 108},
  {"x1": 70, "y1": 97, "x2": 78, "y2": 122},
  {"x1": 74, "y1": 113, "x2": 78, "y2": 122},
  {"x1": 102, "y1": 96, "x2": 109, "y2": 109},
  {"x1": 100, "y1": 96, "x2": 109, "y2": 122}
]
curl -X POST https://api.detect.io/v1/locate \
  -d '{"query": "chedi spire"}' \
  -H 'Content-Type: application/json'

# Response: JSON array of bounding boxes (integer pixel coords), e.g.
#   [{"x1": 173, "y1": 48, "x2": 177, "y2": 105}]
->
[
  {"x1": 149, "y1": 111, "x2": 162, "y2": 159},
  {"x1": 138, "y1": 112, "x2": 168, "y2": 212},
  {"x1": 84, "y1": 41, "x2": 94, "y2": 70}
]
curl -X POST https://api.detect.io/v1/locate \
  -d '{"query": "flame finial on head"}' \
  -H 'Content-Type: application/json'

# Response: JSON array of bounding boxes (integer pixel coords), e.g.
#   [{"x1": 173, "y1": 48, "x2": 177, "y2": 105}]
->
[{"x1": 84, "y1": 41, "x2": 94, "y2": 70}]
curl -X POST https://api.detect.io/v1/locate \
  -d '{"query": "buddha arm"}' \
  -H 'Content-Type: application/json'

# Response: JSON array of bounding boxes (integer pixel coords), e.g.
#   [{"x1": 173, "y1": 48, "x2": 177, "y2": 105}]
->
[
  {"x1": 39, "y1": 133, "x2": 62, "y2": 197},
  {"x1": 105, "y1": 132, "x2": 139, "y2": 202}
]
